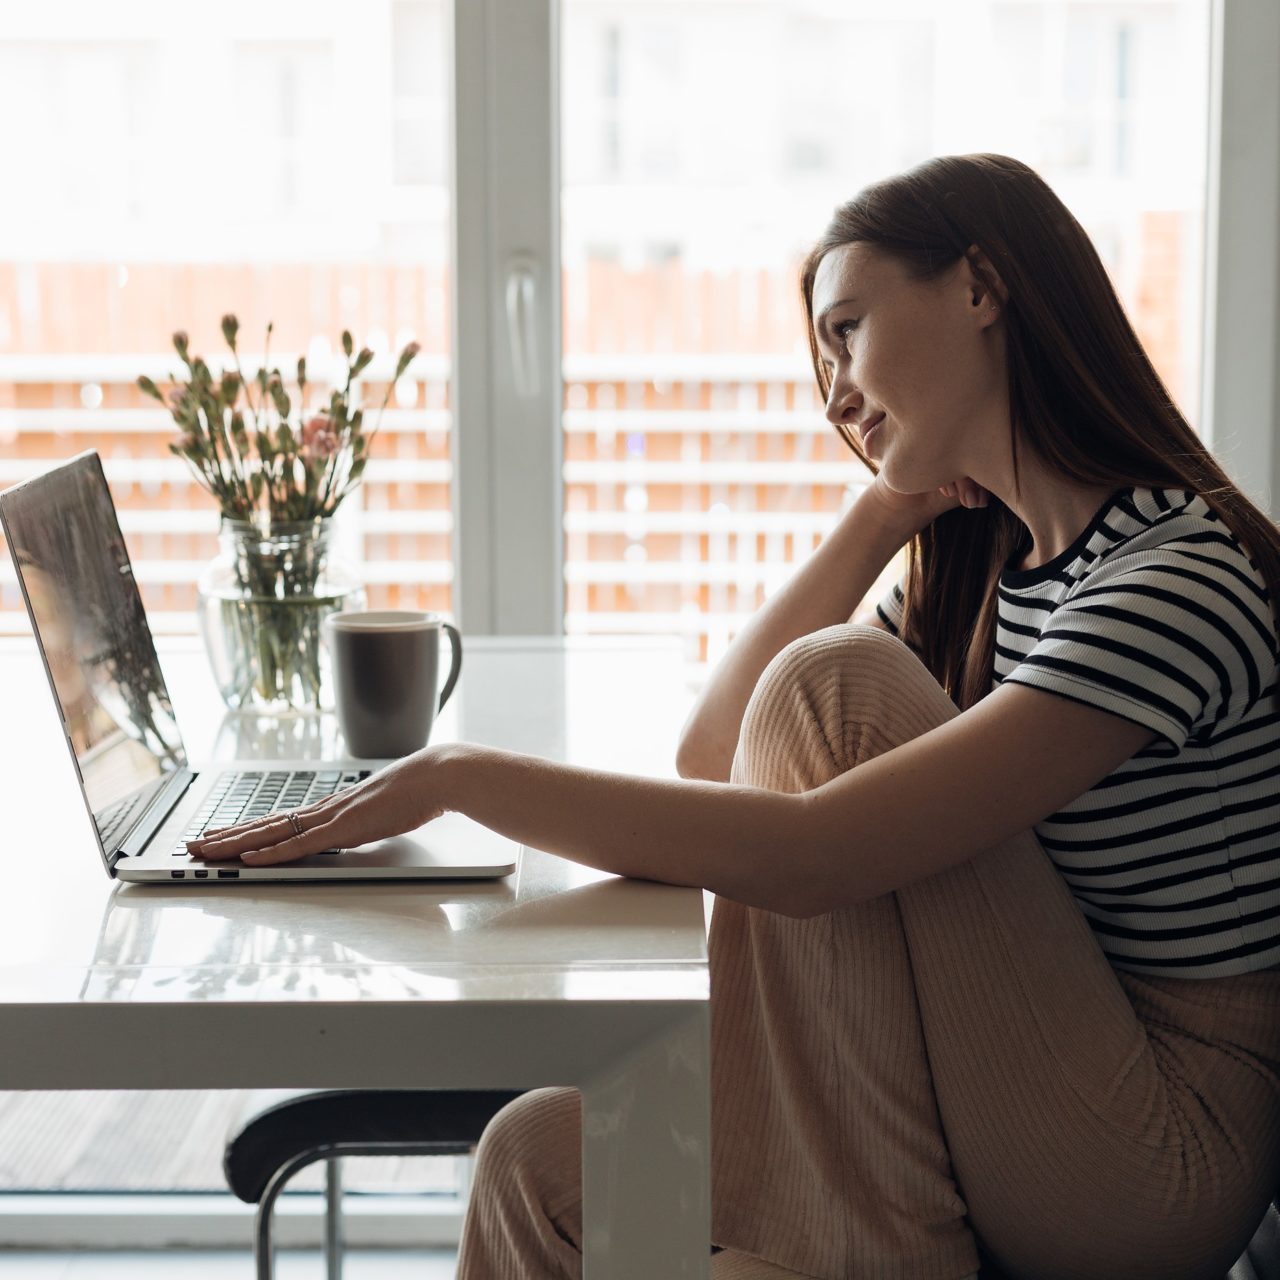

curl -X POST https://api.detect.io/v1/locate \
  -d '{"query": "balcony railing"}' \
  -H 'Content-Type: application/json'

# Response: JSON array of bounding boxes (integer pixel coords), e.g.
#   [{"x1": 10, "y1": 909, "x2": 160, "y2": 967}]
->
[{"x1": 1, "y1": 353, "x2": 893, "y2": 671}]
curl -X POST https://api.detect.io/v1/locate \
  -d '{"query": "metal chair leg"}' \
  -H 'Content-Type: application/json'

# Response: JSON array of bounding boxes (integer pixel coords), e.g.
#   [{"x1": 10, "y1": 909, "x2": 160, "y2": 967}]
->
[
  {"x1": 253, "y1": 1179, "x2": 278, "y2": 1280},
  {"x1": 255, "y1": 1148, "x2": 332, "y2": 1280},
  {"x1": 251, "y1": 1142, "x2": 460, "y2": 1280},
  {"x1": 325, "y1": 1156, "x2": 343, "y2": 1280}
]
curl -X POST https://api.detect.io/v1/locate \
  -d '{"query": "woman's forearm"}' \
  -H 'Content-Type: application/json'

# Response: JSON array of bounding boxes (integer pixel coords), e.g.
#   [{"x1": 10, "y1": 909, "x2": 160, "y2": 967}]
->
[
  {"x1": 675, "y1": 486, "x2": 912, "y2": 782},
  {"x1": 434, "y1": 740, "x2": 810, "y2": 915}
]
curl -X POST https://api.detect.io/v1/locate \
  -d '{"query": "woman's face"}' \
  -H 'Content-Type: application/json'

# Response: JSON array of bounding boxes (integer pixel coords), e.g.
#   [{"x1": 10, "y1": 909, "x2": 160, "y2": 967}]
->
[{"x1": 810, "y1": 241, "x2": 1006, "y2": 493}]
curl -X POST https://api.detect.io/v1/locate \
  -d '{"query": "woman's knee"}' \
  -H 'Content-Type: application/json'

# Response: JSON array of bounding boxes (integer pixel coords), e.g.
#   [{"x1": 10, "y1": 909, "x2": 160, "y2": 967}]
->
[
  {"x1": 472, "y1": 1086, "x2": 581, "y2": 1194},
  {"x1": 768, "y1": 620, "x2": 893, "y2": 677},
  {"x1": 461, "y1": 1087, "x2": 585, "y2": 1277},
  {"x1": 752, "y1": 623, "x2": 932, "y2": 715},
  {"x1": 737, "y1": 623, "x2": 944, "y2": 780}
]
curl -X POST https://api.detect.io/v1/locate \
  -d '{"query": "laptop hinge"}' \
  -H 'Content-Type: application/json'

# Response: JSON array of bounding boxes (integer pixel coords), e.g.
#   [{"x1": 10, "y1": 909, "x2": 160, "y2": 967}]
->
[{"x1": 112, "y1": 769, "x2": 198, "y2": 869}]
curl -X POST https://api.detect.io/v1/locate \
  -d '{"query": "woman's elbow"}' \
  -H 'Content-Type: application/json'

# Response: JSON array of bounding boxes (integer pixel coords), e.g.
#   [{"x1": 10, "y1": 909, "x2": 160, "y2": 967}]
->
[{"x1": 674, "y1": 732, "x2": 732, "y2": 782}]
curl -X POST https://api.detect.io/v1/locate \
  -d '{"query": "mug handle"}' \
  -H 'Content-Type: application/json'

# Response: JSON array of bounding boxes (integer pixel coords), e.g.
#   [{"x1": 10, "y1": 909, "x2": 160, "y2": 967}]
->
[{"x1": 437, "y1": 623, "x2": 463, "y2": 712}]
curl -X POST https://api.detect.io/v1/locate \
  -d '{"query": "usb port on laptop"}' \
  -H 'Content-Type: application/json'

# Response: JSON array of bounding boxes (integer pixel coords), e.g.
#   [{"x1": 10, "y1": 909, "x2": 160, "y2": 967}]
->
[{"x1": 217, "y1": 869, "x2": 239, "y2": 879}]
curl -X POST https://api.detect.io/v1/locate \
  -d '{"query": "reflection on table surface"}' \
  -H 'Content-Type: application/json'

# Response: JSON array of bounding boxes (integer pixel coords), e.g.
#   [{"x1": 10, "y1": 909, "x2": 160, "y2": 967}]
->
[{"x1": 0, "y1": 636, "x2": 706, "y2": 1007}]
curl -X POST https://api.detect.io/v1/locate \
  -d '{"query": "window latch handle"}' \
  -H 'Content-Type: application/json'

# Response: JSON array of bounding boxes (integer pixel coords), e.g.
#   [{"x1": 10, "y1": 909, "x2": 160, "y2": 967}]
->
[{"x1": 504, "y1": 260, "x2": 539, "y2": 398}]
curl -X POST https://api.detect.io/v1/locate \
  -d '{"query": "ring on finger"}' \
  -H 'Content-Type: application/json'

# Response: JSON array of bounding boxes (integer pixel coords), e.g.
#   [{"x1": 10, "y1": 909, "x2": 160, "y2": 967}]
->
[{"x1": 285, "y1": 811, "x2": 306, "y2": 837}]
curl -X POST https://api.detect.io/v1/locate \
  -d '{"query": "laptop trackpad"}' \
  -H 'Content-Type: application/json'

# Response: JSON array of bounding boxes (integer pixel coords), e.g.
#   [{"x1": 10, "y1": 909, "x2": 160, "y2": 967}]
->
[{"x1": 343, "y1": 812, "x2": 519, "y2": 875}]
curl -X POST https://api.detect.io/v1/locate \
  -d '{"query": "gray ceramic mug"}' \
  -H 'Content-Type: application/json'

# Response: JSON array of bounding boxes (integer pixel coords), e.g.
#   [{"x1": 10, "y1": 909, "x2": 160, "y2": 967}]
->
[{"x1": 322, "y1": 610, "x2": 463, "y2": 758}]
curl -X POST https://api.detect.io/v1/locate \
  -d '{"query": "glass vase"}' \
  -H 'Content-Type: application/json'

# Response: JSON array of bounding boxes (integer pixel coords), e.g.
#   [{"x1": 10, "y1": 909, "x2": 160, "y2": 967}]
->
[{"x1": 197, "y1": 518, "x2": 365, "y2": 714}]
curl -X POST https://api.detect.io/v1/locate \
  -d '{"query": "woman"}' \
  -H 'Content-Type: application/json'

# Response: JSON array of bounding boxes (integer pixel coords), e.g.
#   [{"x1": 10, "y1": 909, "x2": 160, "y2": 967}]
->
[{"x1": 188, "y1": 154, "x2": 1280, "y2": 1279}]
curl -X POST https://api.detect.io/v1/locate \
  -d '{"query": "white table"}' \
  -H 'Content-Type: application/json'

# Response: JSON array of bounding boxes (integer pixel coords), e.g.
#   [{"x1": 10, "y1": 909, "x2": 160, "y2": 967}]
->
[{"x1": 0, "y1": 635, "x2": 711, "y2": 1278}]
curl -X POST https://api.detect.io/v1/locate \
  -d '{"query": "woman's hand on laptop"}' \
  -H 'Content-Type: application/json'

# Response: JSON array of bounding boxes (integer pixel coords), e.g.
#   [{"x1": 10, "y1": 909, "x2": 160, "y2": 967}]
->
[{"x1": 185, "y1": 749, "x2": 448, "y2": 866}]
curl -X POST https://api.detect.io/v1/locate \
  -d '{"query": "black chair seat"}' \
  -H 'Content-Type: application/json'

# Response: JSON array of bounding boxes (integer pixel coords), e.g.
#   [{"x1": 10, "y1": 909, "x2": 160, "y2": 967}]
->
[{"x1": 224, "y1": 1088, "x2": 524, "y2": 1204}]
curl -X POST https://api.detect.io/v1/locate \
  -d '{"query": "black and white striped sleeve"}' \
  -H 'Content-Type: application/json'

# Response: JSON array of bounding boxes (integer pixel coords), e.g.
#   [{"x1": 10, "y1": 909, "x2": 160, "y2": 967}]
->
[
  {"x1": 999, "y1": 543, "x2": 1276, "y2": 756},
  {"x1": 873, "y1": 576, "x2": 905, "y2": 636}
]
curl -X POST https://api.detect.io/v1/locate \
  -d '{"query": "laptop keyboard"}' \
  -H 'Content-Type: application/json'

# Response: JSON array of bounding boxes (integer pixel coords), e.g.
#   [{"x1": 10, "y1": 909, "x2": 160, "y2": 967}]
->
[
  {"x1": 173, "y1": 768, "x2": 371, "y2": 856},
  {"x1": 98, "y1": 790, "x2": 153, "y2": 853}
]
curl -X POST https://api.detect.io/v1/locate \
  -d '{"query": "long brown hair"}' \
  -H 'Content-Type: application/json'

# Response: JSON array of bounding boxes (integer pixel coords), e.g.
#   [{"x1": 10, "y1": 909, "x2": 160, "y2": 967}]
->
[{"x1": 800, "y1": 153, "x2": 1280, "y2": 711}]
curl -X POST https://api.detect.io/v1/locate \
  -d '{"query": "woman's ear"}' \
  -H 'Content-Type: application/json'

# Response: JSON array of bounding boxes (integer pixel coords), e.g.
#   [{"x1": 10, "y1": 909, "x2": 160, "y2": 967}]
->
[{"x1": 963, "y1": 243, "x2": 1008, "y2": 326}]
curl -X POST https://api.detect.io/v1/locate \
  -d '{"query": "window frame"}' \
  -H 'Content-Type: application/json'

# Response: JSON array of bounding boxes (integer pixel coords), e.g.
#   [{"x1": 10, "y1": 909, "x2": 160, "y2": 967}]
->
[
  {"x1": 1201, "y1": 0, "x2": 1280, "y2": 517},
  {"x1": 449, "y1": 0, "x2": 565, "y2": 635}
]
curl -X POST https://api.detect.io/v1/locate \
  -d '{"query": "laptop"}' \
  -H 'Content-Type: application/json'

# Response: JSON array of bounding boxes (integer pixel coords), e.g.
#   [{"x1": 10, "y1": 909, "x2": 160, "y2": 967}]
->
[{"x1": 0, "y1": 451, "x2": 521, "y2": 884}]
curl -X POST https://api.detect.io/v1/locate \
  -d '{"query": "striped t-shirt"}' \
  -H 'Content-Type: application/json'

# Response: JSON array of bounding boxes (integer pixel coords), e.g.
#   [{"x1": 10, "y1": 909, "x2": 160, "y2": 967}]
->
[{"x1": 875, "y1": 486, "x2": 1280, "y2": 978}]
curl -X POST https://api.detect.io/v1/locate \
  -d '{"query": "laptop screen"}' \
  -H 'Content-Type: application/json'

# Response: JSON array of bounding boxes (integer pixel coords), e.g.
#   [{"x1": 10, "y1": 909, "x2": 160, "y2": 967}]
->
[{"x1": 0, "y1": 451, "x2": 186, "y2": 854}]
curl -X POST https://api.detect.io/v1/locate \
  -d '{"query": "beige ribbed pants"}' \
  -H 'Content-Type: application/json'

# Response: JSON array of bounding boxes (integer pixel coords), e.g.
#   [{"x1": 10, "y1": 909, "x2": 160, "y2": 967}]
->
[{"x1": 456, "y1": 624, "x2": 1280, "y2": 1280}]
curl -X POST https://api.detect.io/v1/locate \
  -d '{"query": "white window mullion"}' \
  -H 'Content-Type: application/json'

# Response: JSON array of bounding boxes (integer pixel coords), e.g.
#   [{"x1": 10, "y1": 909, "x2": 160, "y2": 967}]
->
[
  {"x1": 1201, "y1": 0, "x2": 1280, "y2": 516},
  {"x1": 449, "y1": 0, "x2": 563, "y2": 634}
]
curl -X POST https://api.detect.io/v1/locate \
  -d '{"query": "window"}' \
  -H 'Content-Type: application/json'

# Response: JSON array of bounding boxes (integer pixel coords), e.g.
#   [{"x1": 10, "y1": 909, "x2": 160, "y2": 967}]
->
[
  {"x1": 560, "y1": 0, "x2": 1211, "y2": 678},
  {"x1": 0, "y1": 0, "x2": 456, "y2": 1217},
  {"x1": 0, "y1": 3, "x2": 453, "y2": 637}
]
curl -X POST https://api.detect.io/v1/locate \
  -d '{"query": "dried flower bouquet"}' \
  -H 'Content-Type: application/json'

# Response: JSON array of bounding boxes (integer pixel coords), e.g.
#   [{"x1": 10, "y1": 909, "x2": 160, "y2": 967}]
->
[{"x1": 138, "y1": 319, "x2": 421, "y2": 712}]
